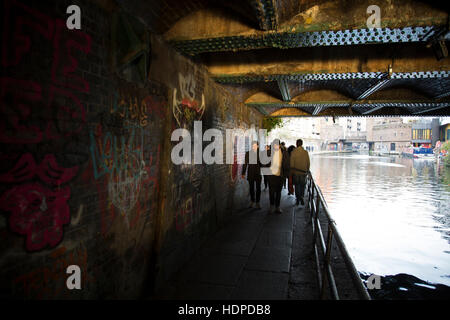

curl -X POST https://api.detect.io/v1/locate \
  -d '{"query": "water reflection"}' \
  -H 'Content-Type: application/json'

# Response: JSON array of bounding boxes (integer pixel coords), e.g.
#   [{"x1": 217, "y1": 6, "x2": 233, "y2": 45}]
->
[{"x1": 310, "y1": 152, "x2": 450, "y2": 287}]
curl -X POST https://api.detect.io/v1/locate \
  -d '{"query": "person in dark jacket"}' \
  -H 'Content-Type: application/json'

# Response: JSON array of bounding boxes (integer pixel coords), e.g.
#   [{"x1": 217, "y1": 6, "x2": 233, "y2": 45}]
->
[
  {"x1": 263, "y1": 139, "x2": 290, "y2": 214},
  {"x1": 241, "y1": 141, "x2": 262, "y2": 209},
  {"x1": 287, "y1": 145, "x2": 296, "y2": 195},
  {"x1": 263, "y1": 145, "x2": 270, "y2": 190},
  {"x1": 290, "y1": 139, "x2": 310, "y2": 206}
]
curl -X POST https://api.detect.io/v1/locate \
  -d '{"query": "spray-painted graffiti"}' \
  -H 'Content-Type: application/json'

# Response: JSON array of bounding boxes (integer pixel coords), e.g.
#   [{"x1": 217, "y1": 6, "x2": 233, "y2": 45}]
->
[
  {"x1": 174, "y1": 192, "x2": 204, "y2": 233},
  {"x1": 171, "y1": 163, "x2": 206, "y2": 233},
  {"x1": 0, "y1": 1, "x2": 91, "y2": 252},
  {"x1": 90, "y1": 123, "x2": 146, "y2": 214},
  {"x1": 90, "y1": 81, "x2": 166, "y2": 234},
  {"x1": 0, "y1": 154, "x2": 78, "y2": 251},
  {"x1": 110, "y1": 91, "x2": 147, "y2": 127},
  {"x1": 1, "y1": 0, "x2": 91, "y2": 144},
  {"x1": 173, "y1": 73, "x2": 205, "y2": 128},
  {"x1": 13, "y1": 243, "x2": 92, "y2": 298}
]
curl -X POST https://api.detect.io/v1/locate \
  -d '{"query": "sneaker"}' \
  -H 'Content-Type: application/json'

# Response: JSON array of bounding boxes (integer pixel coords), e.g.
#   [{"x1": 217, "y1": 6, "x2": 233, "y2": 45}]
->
[
  {"x1": 275, "y1": 207, "x2": 282, "y2": 214},
  {"x1": 255, "y1": 203, "x2": 261, "y2": 209},
  {"x1": 249, "y1": 202, "x2": 254, "y2": 208}
]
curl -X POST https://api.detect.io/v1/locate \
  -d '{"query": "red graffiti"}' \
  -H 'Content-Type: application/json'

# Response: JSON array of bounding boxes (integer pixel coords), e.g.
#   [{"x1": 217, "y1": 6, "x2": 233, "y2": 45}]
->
[
  {"x1": 0, "y1": 153, "x2": 78, "y2": 251},
  {"x1": 129, "y1": 144, "x2": 161, "y2": 229},
  {"x1": 51, "y1": 19, "x2": 91, "y2": 93},
  {"x1": 0, "y1": 183, "x2": 70, "y2": 251},
  {"x1": 144, "y1": 95, "x2": 165, "y2": 120},
  {"x1": 2, "y1": 0, "x2": 54, "y2": 67},
  {"x1": 0, "y1": 153, "x2": 78, "y2": 185},
  {"x1": 175, "y1": 193, "x2": 203, "y2": 232},
  {"x1": 0, "y1": 0, "x2": 91, "y2": 144},
  {"x1": 13, "y1": 244, "x2": 92, "y2": 298}
]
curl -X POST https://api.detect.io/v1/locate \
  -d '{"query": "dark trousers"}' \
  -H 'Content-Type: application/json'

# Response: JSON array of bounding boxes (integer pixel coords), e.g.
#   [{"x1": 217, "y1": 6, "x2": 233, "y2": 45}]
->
[
  {"x1": 263, "y1": 175, "x2": 268, "y2": 189},
  {"x1": 248, "y1": 177, "x2": 262, "y2": 202},
  {"x1": 292, "y1": 174, "x2": 306, "y2": 201},
  {"x1": 268, "y1": 175, "x2": 283, "y2": 207}
]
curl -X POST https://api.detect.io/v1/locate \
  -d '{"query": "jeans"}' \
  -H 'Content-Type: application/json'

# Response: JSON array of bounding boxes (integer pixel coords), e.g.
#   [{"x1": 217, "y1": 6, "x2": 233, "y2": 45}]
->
[
  {"x1": 292, "y1": 174, "x2": 306, "y2": 201},
  {"x1": 268, "y1": 175, "x2": 283, "y2": 207},
  {"x1": 248, "y1": 177, "x2": 262, "y2": 202}
]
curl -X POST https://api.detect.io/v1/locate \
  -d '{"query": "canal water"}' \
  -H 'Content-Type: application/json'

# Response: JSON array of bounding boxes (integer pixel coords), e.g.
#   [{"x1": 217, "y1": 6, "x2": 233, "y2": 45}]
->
[{"x1": 310, "y1": 152, "x2": 450, "y2": 298}]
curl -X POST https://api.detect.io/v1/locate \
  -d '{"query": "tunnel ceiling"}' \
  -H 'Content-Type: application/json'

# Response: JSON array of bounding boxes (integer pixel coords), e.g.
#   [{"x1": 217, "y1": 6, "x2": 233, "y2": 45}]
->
[{"x1": 129, "y1": 0, "x2": 450, "y2": 117}]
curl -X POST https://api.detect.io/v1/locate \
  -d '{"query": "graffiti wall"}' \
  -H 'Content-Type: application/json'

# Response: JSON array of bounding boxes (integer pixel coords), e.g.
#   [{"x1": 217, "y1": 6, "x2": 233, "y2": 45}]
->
[{"x1": 0, "y1": 0, "x2": 263, "y2": 299}]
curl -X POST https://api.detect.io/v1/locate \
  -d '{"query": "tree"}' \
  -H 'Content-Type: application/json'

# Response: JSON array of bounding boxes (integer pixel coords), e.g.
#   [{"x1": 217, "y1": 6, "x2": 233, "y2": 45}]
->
[{"x1": 262, "y1": 117, "x2": 283, "y2": 134}]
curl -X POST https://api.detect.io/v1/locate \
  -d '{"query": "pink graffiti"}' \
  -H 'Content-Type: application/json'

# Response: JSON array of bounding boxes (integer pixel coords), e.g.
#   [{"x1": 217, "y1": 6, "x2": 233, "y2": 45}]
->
[
  {"x1": 0, "y1": 154, "x2": 78, "y2": 251},
  {"x1": 0, "y1": 0, "x2": 91, "y2": 144},
  {"x1": 2, "y1": 0, "x2": 54, "y2": 67},
  {"x1": 0, "y1": 183, "x2": 70, "y2": 251},
  {"x1": 51, "y1": 19, "x2": 91, "y2": 93},
  {"x1": 0, "y1": 153, "x2": 78, "y2": 186}
]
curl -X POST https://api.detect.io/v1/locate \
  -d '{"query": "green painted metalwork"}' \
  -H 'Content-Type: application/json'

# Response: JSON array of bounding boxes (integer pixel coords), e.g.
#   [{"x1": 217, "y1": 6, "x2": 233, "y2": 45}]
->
[{"x1": 170, "y1": 26, "x2": 444, "y2": 56}]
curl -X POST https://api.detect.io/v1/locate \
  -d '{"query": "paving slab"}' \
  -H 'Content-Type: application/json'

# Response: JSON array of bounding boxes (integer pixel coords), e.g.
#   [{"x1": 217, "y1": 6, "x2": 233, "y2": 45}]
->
[
  {"x1": 176, "y1": 253, "x2": 248, "y2": 286},
  {"x1": 245, "y1": 246, "x2": 292, "y2": 273},
  {"x1": 231, "y1": 270, "x2": 289, "y2": 300},
  {"x1": 156, "y1": 189, "x2": 319, "y2": 300}
]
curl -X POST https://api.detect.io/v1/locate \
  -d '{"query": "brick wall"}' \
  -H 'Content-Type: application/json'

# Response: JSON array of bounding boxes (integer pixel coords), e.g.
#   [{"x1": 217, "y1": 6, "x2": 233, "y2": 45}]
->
[{"x1": 0, "y1": 0, "x2": 263, "y2": 299}]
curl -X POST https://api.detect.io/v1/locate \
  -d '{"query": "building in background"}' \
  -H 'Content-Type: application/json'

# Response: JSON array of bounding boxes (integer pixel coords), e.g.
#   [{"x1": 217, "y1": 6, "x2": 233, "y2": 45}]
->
[
  {"x1": 366, "y1": 118, "x2": 412, "y2": 154},
  {"x1": 411, "y1": 118, "x2": 440, "y2": 148},
  {"x1": 440, "y1": 122, "x2": 450, "y2": 142},
  {"x1": 319, "y1": 118, "x2": 344, "y2": 150}
]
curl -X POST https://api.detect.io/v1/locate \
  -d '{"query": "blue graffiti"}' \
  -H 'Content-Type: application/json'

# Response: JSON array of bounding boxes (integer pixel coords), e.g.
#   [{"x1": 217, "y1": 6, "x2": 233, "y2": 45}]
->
[{"x1": 89, "y1": 123, "x2": 144, "y2": 180}]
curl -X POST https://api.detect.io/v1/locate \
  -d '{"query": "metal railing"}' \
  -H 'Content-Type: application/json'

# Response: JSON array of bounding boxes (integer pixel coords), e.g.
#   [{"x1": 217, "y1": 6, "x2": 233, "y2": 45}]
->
[{"x1": 306, "y1": 172, "x2": 371, "y2": 300}]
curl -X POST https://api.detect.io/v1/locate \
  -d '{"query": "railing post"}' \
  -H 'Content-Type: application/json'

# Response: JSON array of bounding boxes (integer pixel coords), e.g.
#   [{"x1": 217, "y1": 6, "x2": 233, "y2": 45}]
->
[
  {"x1": 321, "y1": 224, "x2": 334, "y2": 299},
  {"x1": 307, "y1": 172, "x2": 370, "y2": 300}
]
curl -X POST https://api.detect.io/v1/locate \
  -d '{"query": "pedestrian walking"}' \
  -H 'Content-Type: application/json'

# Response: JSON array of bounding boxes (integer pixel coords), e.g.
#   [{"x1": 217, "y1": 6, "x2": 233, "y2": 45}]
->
[
  {"x1": 287, "y1": 145, "x2": 295, "y2": 195},
  {"x1": 264, "y1": 139, "x2": 290, "y2": 214},
  {"x1": 290, "y1": 139, "x2": 310, "y2": 206},
  {"x1": 263, "y1": 145, "x2": 270, "y2": 190},
  {"x1": 242, "y1": 141, "x2": 262, "y2": 209}
]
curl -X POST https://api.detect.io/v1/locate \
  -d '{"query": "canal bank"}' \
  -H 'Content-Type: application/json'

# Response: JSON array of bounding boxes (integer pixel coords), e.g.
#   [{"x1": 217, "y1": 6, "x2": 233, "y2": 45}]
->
[{"x1": 309, "y1": 151, "x2": 450, "y2": 299}]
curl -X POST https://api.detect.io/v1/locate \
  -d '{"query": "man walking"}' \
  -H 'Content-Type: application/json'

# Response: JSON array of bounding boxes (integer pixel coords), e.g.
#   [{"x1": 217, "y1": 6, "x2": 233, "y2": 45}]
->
[
  {"x1": 242, "y1": 141, "x2": 262, "y2": 209},
  {"x1": 263, "y1": 145, "x2": 270, "y2": 190},
  {"x1": 264, "y1": 139, "x2": 290, "y2": 214},
  {"x1": 290, "y1": 139, "x2": 310, "y2": 206}
]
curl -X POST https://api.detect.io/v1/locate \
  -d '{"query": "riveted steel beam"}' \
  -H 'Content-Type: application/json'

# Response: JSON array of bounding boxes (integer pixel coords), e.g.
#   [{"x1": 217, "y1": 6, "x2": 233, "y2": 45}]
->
[
  {"x1": 170, "y1": 26, "x2": 441, "y2": 56},
  {"x1": 412, "y1": 104, "x2": 450, "y2": 114},
  {"x1": 247, "y1": 101, "x2": 450, "y2": 116},
  {"x1": 433, "y1": 91, "x2": 450, "y2": 100},
  {"x1": 214, "y1": 71, "x2": 450, "y2": 84},
  {"x1": 277, "y1": 78, "x2": 291, "y2": 101},
  {"x1": 357, "y1": 77, "x2": 391, "y2": 100},
  {"x1": 313, "y1": 106, "x2": 323, "y2": 115}
]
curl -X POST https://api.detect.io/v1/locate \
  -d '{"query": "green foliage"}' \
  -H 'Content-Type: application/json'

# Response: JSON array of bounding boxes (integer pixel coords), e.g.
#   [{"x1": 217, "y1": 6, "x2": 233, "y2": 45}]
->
[
  {"x1": 262, "y1": 117, "x2": 283, "y2": 133},
  {"x1": 441, "y1": 141, "x2": 450, "y2": 166}
]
